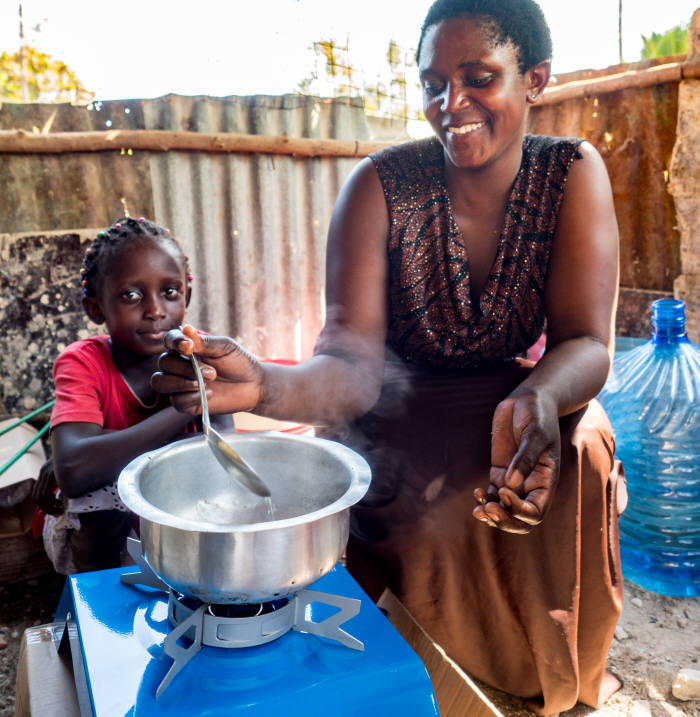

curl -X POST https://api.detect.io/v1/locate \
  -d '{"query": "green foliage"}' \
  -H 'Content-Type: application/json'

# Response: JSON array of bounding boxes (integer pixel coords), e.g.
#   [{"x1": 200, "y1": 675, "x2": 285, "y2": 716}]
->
[
  {"x1": 640, "y1": 24, "x2": 688, "y2": 59},
  {"x1": 0, "y1": 45, "x2": 94, "y2": 103}
]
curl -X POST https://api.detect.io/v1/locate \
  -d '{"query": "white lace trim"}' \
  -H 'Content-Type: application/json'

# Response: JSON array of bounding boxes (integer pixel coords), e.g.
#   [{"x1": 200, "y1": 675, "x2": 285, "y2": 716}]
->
[{"x1": 66, "y1": 483, "x2": 130, "y2": 513}]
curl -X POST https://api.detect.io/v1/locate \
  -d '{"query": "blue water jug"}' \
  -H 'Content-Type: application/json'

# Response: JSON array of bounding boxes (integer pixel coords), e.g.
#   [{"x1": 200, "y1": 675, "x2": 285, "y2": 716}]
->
[{"x1": 599, "y1": 298, "x2": 700, "y2": 597}]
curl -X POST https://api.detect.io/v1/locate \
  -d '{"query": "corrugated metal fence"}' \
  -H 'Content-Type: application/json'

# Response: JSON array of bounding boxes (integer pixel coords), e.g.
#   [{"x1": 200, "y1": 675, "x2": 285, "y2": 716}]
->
[
  {"x1": 0, "y1": 60, "x2": 689, "y2": 376},
  {"x1": 0, "y1": 94, "x2": 368, "y2": 360},
  {"x1": 529, "y1": 58, "x2": 682, "y2": 294}
]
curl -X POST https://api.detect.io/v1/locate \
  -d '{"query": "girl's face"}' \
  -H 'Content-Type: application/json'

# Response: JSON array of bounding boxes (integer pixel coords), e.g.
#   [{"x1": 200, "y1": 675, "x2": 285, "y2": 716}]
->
[
  {"x1": 84, "y1": 241, "x2": 189, "y2": 357},
  {"x1": 419, "y1": 16, "x2": 547, "y2": 171}
]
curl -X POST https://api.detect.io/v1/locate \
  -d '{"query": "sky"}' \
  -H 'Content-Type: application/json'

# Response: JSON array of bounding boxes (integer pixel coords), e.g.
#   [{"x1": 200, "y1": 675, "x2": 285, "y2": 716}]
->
[{"x1": 0, "y1": 1, "x2": 698, "y2": 102}]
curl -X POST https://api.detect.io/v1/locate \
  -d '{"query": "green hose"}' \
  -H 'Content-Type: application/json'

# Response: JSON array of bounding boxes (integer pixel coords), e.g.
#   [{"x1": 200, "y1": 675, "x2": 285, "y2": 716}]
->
[{"x1": 0, "y1": 399, "x2": 55, "y2": 478}]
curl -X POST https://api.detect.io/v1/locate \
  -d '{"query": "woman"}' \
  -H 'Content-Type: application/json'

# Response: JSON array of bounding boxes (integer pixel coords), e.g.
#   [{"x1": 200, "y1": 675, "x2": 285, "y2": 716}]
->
[{"x1": 153, "y1": 1, "x2": 625, "y2": 713}]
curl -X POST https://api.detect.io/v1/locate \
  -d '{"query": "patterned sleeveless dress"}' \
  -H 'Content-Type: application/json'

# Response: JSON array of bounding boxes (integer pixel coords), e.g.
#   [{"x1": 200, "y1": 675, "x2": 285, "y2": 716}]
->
[{"x1": 326, "y1": 135, "x2": 625, "y2": 714}]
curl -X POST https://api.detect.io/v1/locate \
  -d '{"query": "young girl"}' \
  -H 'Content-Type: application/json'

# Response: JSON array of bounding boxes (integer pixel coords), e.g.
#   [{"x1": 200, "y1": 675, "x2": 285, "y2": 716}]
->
[{"x1": 43, "y1": 216, "x2": 229, "y2": 574}]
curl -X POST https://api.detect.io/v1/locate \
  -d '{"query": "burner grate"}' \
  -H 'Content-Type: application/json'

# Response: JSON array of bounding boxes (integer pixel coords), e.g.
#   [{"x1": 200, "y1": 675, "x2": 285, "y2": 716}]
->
[{"x1": 120, "y1": 538, "x2": 364, "y2": 698}]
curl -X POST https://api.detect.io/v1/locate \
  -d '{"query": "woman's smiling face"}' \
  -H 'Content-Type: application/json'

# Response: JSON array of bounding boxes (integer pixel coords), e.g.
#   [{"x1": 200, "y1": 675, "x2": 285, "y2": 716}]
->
[{"x1": 418, "y1": 16, "x2": 531, "y2": 171}]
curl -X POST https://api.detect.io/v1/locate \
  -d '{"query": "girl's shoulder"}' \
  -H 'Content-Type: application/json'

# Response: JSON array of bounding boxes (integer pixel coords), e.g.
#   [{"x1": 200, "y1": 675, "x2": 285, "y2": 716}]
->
[
  {"x1": 54, "y1": 335, "x2": 113, "y2": 373},
  {"x1": 50, "y1": 335, "x2": 117, "y2": 429}
]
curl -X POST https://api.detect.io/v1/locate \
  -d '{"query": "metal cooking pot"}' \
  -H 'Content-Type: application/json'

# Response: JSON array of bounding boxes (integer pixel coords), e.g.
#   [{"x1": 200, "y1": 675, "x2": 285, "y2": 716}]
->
[{"x1": 118, "y1": 432, "x2": 371, "y2": 604}]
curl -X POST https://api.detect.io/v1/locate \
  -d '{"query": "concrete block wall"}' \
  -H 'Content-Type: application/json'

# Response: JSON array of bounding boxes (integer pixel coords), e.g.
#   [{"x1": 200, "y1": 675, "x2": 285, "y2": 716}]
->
[{"x1": 0, "y1": 230, "x2": 95, "y2": 421}]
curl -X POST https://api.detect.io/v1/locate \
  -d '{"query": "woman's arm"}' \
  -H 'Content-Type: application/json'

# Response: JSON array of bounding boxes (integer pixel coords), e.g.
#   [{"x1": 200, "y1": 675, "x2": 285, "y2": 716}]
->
[
  {"x1": 52, "y1": 407, "x2": 195, "y2": 498},
  {"x1": 515, "y1": 140, "x2": 619, "y2": 413},
  {"x1": 475, "y1": 141, "x2": 619, "y2": 532},
  {"x1": 153, "y1": 157, "x2": 390, "y2": 427}
]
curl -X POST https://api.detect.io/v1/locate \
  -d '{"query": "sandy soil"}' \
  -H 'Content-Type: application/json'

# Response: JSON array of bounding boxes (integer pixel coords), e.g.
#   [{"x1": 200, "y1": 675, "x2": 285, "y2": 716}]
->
[
  {"x1": 0, "y1": 572, "x2": 698, "y2": 717},
  {"x1": 477, "y1": 580, "x2": 700, "y2": 717}
]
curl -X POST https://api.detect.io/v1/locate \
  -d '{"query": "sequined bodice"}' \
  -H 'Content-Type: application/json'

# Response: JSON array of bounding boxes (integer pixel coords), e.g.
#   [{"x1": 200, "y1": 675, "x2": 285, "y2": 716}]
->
[{"x1": 370, "y1": 134, "x2": 583, "y2": 368}]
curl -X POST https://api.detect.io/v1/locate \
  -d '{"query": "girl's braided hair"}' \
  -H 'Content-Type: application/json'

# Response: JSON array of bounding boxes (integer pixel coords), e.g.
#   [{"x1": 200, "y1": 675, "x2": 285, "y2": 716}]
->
[{"x1": 80, "y1": 217, "x2": 190, "y2": 299}]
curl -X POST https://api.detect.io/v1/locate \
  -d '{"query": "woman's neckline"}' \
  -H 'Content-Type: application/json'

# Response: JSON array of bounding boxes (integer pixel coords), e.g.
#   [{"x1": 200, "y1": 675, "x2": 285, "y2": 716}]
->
[{"x1": 435, "y1": 137, "x2": 528, "y2": 315}]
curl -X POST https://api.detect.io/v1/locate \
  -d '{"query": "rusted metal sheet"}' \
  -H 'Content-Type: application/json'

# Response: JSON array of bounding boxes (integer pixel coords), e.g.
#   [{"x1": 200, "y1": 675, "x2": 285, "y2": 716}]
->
[
  {"x1": 147, "y1": 147, "x2": 358, "y2": 359},
  {"x1": 530, "y1": 59, "x2": 681, "y2": 293},
  {"x1": 0, "y1": 99, "x2": 156, "y2": 231},
  {"x1": 0, "y1": 95, "x2": 367, "y2": 360}
]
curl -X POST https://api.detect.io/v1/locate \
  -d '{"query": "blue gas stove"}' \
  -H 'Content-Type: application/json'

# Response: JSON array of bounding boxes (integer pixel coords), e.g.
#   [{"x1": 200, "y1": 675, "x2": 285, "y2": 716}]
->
[{"x1": 53, "y1": 554, "x2": 440, "y2": 716}]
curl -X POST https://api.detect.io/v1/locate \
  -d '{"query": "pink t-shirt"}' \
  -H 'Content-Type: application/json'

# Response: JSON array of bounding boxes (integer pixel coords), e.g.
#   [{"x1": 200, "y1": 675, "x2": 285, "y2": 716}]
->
[{"x1": 51, "y1": 335, "x2": 169, "y2": 430}]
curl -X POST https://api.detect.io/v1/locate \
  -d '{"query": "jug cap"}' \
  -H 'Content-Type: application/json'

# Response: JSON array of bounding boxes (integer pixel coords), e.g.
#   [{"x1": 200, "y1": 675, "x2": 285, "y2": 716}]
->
[{"x1": 651, "y1": 298, "x2": 686, "y2": 343}]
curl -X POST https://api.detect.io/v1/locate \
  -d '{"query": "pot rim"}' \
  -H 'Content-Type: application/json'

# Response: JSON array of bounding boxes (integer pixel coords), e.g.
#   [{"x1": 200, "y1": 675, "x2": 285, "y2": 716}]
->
[{"x1": 117, "y1": 432, "x2": 371, "y2": 533}]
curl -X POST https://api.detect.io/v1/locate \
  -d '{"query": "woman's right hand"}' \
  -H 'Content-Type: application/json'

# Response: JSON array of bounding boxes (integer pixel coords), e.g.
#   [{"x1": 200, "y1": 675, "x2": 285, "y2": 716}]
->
[{"x1": 152, "y1": 325, "x2": 264, "y2": 416}]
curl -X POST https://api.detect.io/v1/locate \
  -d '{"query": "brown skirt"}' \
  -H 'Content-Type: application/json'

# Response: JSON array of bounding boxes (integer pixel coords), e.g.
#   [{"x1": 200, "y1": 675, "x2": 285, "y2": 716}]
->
[{"x1": 327, "y1": 358, "x2": 625, "y2": 715}]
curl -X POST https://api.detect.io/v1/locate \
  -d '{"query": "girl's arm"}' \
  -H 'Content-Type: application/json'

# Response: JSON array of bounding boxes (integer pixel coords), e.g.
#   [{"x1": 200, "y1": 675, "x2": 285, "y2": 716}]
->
[
  {"x1": 475, "y1": 141, "x2": 619, "y2": 532},
  {"x1": 52, "y1": 407, "x2": 194, "y2": 498},
  {"x1": 153, "y1": 157, "x2": 390, "y2": 427}
]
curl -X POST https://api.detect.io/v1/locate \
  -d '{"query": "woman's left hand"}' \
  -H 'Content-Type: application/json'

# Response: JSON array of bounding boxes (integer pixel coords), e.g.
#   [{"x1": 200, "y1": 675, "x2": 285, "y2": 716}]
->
[{"x1": 473, "y1": 391, "x2": 560, "y2": 534}]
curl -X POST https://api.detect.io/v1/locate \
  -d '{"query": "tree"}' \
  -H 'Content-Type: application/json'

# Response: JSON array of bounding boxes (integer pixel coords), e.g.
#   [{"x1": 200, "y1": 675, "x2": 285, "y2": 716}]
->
[
  {"x1": 0, "y1": 45, "x2": 94, "y2": 103},
  {"x1": 640, "y1": 24, "x2": 688, "y2": 59}
]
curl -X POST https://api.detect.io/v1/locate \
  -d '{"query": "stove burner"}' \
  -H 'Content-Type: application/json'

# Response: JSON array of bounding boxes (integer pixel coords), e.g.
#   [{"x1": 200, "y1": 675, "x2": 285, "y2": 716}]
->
[
  {"x1": 120, "y1": 538, "x2": 364, "y2": 699},
  {"x1": 171, "y1": 592, "x2": 289, "y2": 618},
  {"x1": 206, "y1": 597, "x2": 289, "y2": 618}
]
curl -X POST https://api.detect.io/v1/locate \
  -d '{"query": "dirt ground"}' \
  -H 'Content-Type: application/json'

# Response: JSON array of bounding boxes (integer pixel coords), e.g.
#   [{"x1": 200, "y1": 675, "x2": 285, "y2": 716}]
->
[
  {"x1": 0, "y1": 570, "x2": 64, "y2": 717},
  {"x1": 0, "y1": 571, "x2": 698, "y2": 717},
  {"x1": 477, "y1": 580, "x2": 700, "y2": 717}
]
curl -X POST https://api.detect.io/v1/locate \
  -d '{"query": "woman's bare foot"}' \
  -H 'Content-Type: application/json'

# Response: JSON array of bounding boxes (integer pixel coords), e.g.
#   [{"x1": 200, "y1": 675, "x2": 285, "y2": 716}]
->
[
  {"x1": 522, "y1": 671, "x2": 622, "y2": 715},
  {"x1": 597, "y1": 669, "x2": 623, "y2": 704}
]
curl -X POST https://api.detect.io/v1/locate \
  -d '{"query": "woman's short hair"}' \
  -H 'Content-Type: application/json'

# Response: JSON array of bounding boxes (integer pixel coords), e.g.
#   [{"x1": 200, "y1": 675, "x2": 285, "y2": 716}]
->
[{"x1": 417, "y1": 0, "x2": 552, "y2": 74}]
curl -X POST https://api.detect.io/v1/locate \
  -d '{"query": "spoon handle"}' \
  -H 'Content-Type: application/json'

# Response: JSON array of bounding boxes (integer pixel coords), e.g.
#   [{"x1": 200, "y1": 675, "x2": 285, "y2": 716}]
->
[
  {"x1": 189, "y1": 354, "x2": 271, "y2": 498},
  {"x1": 189, "y1": 355, "x2": 211, "y2": 435}
]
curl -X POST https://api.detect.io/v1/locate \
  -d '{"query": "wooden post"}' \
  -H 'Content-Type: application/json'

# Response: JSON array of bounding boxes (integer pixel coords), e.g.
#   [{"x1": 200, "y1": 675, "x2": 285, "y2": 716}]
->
[
  {"x1": 0, "y1": 129, "x2": 390, "y2": 158},
  {"x1": 669, "y1": 9, "x2": 700, "y2": 342}
]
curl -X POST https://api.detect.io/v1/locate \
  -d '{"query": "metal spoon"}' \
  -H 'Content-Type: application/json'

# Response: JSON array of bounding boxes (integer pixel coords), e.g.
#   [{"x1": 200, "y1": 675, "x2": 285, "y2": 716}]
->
[{"x1": 190, "y1": 355, "x2": 271, "y2": 498}]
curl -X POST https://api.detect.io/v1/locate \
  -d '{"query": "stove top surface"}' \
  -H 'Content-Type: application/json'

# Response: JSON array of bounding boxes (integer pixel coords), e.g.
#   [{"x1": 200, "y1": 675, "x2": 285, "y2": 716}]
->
[{"x1": 57, "y1": 564, "x2": 439, "y2": 716}]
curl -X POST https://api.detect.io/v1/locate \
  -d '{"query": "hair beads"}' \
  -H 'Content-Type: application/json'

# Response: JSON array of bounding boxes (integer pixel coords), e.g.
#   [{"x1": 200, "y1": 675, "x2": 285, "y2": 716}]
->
[{"x1": 79, "y1": 217, "x2": 189, "y2": 299}]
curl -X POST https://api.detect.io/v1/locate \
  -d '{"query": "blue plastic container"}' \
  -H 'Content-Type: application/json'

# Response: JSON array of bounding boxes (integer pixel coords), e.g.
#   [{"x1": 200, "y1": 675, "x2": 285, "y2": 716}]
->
[{"x1": 599, "y1": 299, "x2": 700, "y2": 597}]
